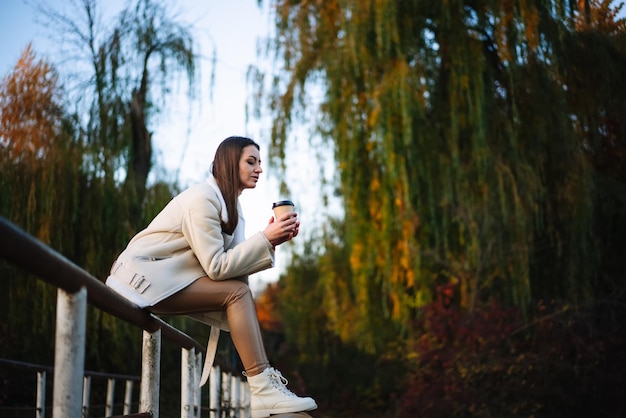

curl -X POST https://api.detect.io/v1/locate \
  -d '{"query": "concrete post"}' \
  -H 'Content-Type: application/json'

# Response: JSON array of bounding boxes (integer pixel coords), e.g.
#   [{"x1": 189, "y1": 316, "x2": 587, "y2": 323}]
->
[
  {"x1": 209, "y1": 365, "x2": 221, "y2": 418},
  {"x1": 140, "y1": 329, "x2": 161, "y2": 418},
  {"x1": 181, "y1": 347, "x2": 195, "y2": 418},
  {"x1": 52, "y1": 287, "x2": 87, "y2": 418}
]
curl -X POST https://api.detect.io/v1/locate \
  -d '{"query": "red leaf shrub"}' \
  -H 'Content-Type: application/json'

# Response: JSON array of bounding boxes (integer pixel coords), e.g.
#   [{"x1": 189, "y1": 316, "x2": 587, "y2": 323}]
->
[{"x1": 398, "y1": 286, "x2": 626, "y2": 417}]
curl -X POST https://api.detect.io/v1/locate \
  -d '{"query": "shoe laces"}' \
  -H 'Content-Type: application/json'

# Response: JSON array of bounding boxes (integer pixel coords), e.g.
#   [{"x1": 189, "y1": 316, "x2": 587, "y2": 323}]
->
[{"x1": 268, "y1": 368, "x2": 297, "y2": 397}]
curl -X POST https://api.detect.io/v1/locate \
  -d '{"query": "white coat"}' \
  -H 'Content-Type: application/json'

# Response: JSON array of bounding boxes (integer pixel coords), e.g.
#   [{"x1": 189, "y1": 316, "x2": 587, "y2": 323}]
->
[
  {"x1": 106, "y1": 174, "x2": 275, "y2": 386},
  {"x1": 106, "y1": 174, "x2": 275, "y2": 324}
]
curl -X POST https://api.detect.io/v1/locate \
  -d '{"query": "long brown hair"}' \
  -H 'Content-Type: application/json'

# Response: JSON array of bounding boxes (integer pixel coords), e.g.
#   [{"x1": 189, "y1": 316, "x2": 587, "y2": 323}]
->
[{"x1": 211, "y1": 136, "x2": 260, "y2": 234}]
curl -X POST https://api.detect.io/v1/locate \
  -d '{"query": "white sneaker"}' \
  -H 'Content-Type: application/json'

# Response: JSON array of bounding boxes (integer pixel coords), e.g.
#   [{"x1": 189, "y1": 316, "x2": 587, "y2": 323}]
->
[{"x1": 246, "y1": 367, "x2": 317, "y2": 418}]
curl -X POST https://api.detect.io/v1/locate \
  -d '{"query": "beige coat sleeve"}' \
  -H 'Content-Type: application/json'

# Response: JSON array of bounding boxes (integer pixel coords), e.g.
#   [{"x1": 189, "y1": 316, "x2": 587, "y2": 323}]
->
[{"x1": 180, "y1": 189, "x2": 274, "y2": 281}]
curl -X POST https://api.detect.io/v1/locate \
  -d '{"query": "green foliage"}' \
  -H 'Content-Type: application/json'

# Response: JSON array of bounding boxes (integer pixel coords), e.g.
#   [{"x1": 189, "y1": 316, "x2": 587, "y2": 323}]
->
[
  {"x1": 253, "y1": 1, "x2": 626, "y2": 416},
  {"x1": 274, "y1": 236, "x2": 406, "y2": 417},
  {"x1": 278, "y1": 236, "x2": 336, "y2": 363},
  {"x1": 0, "y1": 1, "x2": 200, "y2": 414},
  {"x1": 256, "y1": 0, "x2": 626, "y2": 353},
  {"x1": 273, "y1": 246, "x2": 626, "y2": 417}
]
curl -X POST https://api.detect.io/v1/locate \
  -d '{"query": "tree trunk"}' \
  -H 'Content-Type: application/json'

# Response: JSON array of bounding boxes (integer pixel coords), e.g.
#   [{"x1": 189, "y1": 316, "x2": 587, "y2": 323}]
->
[{"x1": 127, "y1": 88, "x2": 151, "y2": 225}]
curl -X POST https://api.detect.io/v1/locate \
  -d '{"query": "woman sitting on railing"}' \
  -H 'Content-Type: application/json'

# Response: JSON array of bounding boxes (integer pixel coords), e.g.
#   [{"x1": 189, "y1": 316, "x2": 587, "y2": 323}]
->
[{"x1": 106, "y1": 136, "x2": 317, "y2": 418}]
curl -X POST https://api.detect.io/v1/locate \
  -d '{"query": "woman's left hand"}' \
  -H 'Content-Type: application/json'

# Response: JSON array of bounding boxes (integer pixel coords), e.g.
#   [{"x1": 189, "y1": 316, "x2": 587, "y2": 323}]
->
[{"x1": 263, "y1": 212, "x2": 300, "y2": 246}]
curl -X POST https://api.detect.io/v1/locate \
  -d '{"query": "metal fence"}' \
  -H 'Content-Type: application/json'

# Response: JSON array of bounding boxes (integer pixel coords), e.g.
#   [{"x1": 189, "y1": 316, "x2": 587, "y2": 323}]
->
[
  {"x1": 0, "y1": 216, "x2": 250, "y2": 418},
  {"x1": 0, "y1": 357, "x2": 141, "y2": 417}
]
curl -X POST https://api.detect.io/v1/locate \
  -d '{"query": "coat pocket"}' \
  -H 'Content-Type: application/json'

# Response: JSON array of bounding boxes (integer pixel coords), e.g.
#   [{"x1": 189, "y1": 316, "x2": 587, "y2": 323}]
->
[{"x1": 133, "y1": 255, "x2": 172, "y2": 261}]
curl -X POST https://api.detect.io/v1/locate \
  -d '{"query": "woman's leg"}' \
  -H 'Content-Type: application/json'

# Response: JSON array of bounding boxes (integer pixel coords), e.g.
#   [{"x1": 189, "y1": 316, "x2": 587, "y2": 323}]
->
[{"x1": 150, "y1": 277, "x2": 269, "y2": 376}]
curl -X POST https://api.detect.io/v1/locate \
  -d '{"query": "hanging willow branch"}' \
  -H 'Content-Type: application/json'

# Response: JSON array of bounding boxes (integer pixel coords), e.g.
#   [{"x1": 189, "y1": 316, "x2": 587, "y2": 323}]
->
[{"x1": 256, "y1": 0, "x2": 626, "y2": 351}]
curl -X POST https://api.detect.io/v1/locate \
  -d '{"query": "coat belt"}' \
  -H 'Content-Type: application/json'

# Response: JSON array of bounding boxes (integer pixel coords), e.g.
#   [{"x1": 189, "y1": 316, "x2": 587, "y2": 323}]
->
[
  {"x1": 111, "y1": 262, "x2": 151, "y2": 294},
  {"x1": 200, "y1": 326, "x2": 221, "y2": 387}
]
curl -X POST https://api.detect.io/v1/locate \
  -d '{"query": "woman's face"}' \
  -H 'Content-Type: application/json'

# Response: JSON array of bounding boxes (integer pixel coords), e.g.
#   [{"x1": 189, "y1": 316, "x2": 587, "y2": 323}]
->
[{"x1": 238, "y1": 145, "x2": 262, "y2": 191}]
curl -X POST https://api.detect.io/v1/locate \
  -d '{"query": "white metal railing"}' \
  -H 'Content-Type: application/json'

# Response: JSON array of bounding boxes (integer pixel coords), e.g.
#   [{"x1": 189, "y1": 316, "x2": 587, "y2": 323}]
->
[
  {"x1": 0, "y1": 357, "x2": 251, "y2": 418},
  {"x1": 0, "y1": 358, "x2": 141, "y2": 417},
  {"x1": 0, "y1": 216, "x2": 251, "y2": 418}
]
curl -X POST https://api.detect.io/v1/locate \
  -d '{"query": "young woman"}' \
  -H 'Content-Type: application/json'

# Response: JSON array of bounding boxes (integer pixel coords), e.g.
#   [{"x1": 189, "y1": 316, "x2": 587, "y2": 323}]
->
[{"x1": 106, "y1": 136, "x2": 316, "y2": 417}]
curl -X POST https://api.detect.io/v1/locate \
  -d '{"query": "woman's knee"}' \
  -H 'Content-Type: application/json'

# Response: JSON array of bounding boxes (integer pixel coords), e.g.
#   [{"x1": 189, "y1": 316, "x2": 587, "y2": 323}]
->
[{"x1": 223, "y1": 279, "x2": 252, "y2": 305}]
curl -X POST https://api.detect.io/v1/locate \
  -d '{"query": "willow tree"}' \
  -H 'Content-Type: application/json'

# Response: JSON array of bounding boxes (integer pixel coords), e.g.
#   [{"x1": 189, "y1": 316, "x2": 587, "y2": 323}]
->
[
  {"x1": 0, "y1": 46, "x2": 83, "y2": 363},
  {"x1": 35, "y1": 0, "x2": 197, "y2": 227},
  {"x1": 255, "y1": 0, "x2": 626, "y2": 351},
  {"x1": 0, "y1": 0, "x2": 198, "y2": 374}
]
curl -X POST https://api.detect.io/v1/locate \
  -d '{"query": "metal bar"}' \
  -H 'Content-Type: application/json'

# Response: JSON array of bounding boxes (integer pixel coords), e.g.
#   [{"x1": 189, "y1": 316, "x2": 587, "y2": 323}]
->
[
  {"x1": 222, "y1": 371, "x2": 232, "y2": 416},
  {"x1": 84, "y1": 370, "x2": 140, "y2": 381},
  {"x1": 52, "y1": 287, "x2": 87, "y2": 418},
  {"x1": 194, "y1": 352, "x2": 202, "y2": 418},
  {"x1": 106, "y1": 378, "x2": 116, "y2": 417},
  {"x1": 231, "y1": 374, "x2": 240, "y2": 418},
  {"x1": 243, "y1": 379, "x2": 250, "y2": 418},
  {"x1": 209, "y1": 366, "x2": 220, "y2": 418},
  {"x1": 0, "y1": 217, "x2": 213, "y2": 416},
  {"x1": 140, "y1": 329, "x2": 161, "y2": 418},
  {"x1": 181, "y1": 347, "x2": 194, "y2": 418},
  {"x1": 0, "y1": 358, "x2": 54, "y2": 372},
  {"x1": 124, "y1": 380, "x2": 134, "y2": 415},
  {"x1": 0, "y1": 217, "x2": 203, "y2": 353},
  {"x1": 37, "y1": 371, "x2": 46, "y2": 418},
  {"x1": 82, "y1": 376, "x2": 91, "y2": 418}
]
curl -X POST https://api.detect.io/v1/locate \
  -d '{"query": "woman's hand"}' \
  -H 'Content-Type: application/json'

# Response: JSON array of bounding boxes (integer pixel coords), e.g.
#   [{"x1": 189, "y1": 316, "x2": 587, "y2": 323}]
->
[{"x1": 263, "y1": 211, "x2": 300, "y2": 247}]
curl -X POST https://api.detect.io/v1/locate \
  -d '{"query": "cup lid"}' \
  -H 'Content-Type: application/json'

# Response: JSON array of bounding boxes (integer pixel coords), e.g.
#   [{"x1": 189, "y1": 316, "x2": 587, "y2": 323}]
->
[{"x1": 272, "y1": 200, "x2": 294, "y2": 209}]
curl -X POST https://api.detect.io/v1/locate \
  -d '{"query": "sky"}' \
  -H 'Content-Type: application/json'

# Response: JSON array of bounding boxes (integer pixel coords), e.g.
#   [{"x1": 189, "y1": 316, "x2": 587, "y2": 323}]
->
[{"x1": 0, "y1": 0, "x2": 329, "y2": 293}]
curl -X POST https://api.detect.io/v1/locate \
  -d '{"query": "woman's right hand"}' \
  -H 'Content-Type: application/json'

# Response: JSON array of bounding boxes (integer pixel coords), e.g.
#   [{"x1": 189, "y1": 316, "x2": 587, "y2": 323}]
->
[{"x1": 263, "y1": 212, "x2": 300, "y2": 247}]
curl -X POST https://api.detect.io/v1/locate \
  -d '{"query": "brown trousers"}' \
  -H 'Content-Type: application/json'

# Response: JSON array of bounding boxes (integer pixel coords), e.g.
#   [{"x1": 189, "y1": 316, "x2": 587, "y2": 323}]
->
[{"x1": 150, "y1": 277, "x2": 269, "y2": 376}]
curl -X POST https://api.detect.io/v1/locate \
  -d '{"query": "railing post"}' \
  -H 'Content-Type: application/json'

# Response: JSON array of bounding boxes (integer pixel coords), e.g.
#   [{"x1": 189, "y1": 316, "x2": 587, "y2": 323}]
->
[
  {"x1": 0, "y1": 217, "x2": 207, "y2": 418},
  {"x1": 181, "y1": 347, "x2": 195, "y2": 418},
  {"x1": 209, "y1": 365, "x2": 221, "y2": 418},
  {"x1": 106, "y1": 378, "x2": 115, "y2": 416},
  {"x1": 222, "y1": 371, "x2": 232, "y2": 416},
  {"x1": 82, "y1": 376, "x2": 91, "y2": 417},
  {"x1": 140, "y1": 329, "x2": 161, "y2": 418},
  {"x1": 231, "y1": 374, "x2": 240, "y2": 418},
  {"x1": 53, "y1": 287, "x2": 87, "y2": 418},
  {"x1": 194, "y1": 352, "x2": 202, "y2": 418},
  {"x1": 37, "y1": 371, "x2": 46, "y2": 418},
  {"x1": 241, "y1": 379, "x2": 250, "y2": 418},
  {"x1": 123, "y1": 379, "x2": 134, "y2": 415}
]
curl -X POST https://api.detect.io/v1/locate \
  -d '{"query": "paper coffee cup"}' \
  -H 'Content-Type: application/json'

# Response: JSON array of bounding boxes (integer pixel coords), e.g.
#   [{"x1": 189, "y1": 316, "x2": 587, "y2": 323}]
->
[{"x1": 272, "y1": 200, "x2": 295, "y2": 219}]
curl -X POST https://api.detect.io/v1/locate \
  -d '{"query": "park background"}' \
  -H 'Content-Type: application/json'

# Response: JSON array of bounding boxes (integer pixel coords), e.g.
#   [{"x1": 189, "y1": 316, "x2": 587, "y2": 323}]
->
[{"x1": 1, "y1": 0, "x2": 626, "y2": 417}]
